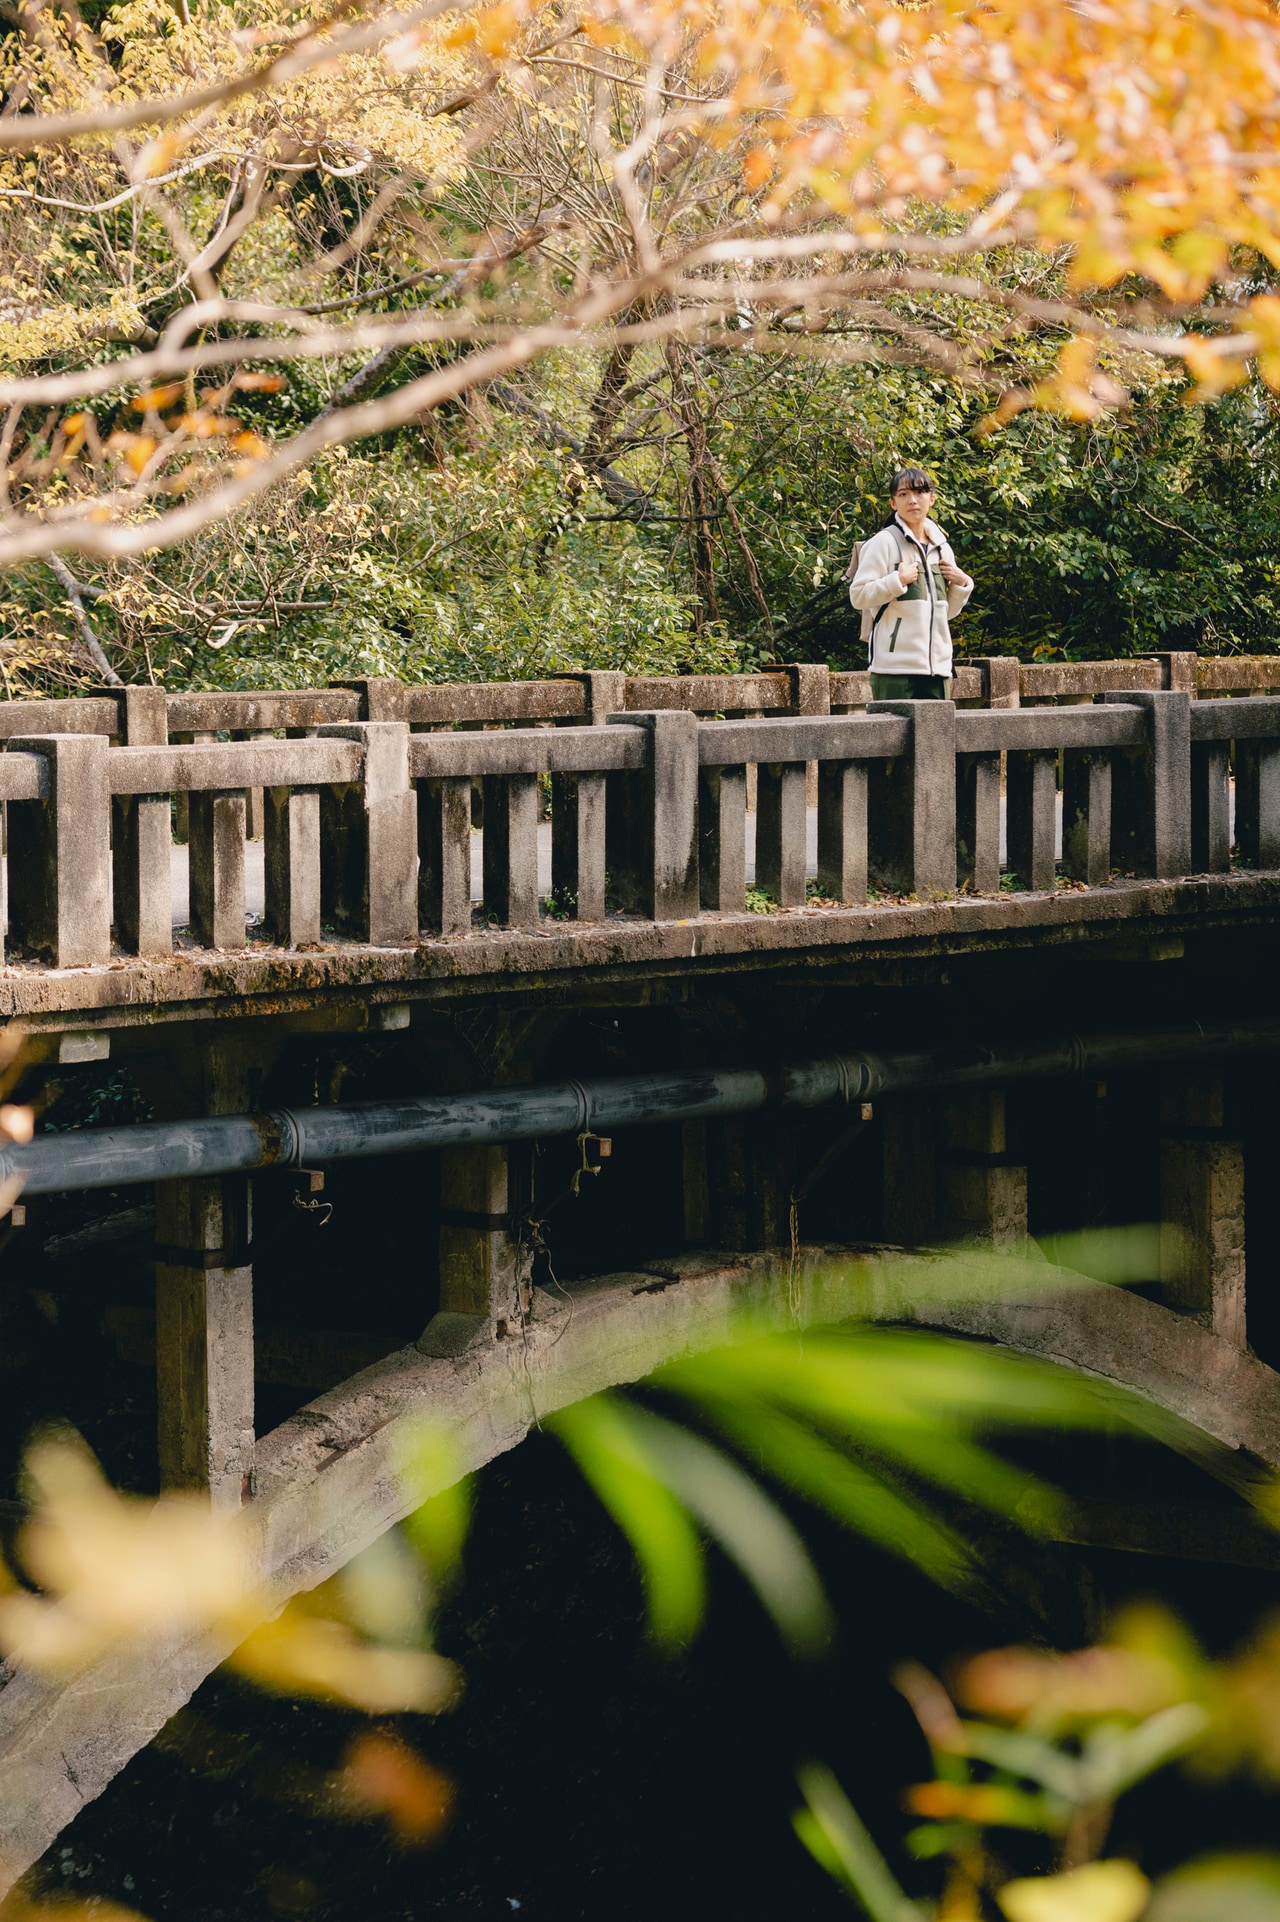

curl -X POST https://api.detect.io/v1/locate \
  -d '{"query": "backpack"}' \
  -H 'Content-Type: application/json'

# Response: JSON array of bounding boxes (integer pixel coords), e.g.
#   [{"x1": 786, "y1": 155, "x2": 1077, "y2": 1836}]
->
[
  {"x1": 771, "y1": 525, "x2": 908, "y2": 669},
  {"x1": 848, "y1": 523, "x2": 910, "y2": 581}
]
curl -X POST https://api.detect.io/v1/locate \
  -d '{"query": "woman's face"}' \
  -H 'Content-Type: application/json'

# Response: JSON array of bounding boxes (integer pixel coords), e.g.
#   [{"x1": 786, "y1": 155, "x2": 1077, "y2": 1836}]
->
[{"x1": 892, "y1": 480, "x2": 935, "y2": 530}]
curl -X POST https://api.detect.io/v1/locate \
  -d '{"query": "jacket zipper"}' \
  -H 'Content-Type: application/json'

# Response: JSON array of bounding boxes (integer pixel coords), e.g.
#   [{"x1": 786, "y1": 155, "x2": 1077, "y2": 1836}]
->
[{"x1": 898, "y1": 518, "x2": 937, "y2": 678}]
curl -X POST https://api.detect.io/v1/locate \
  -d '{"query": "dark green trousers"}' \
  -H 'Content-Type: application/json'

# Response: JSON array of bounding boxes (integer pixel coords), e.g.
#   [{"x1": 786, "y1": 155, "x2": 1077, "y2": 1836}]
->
[{"x1": 869, "y1": 673, "x2": 952, "y2": 701}]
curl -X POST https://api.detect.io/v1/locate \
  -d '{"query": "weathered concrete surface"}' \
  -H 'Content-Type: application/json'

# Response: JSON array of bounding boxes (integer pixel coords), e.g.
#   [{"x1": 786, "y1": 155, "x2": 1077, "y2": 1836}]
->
[
  {"x1": 4, "y1": 1249, "x2": 1280, "y2": 1891},
  {"x1": 0, "y1": 869, "x2": 1277, "y2": 1034},
  {"x1": 1159, "y1": 1070, "x2": 1247, "y2": 1348},
  {"x1": 909, "y1": 1276, "x2": 1280, "y2": 1485}
]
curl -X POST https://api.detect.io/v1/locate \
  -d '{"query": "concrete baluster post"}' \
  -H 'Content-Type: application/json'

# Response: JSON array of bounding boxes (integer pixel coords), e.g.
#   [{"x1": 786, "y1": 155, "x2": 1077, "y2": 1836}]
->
[
  {"x1": 553, "y1": 669, "x2": 627, "y2": 724},
  {"x1": 171, "y1": 730, "x2": 214, "y2": 844},
  {"x1": 8, "y1": 733, "x2": 110, "y2": 967},
  {"x1": 940, "y1": 1089, "x2": 1028, "y2": 1249},
  {"x1": 698, "y1": 765, "x2": 746, "y2": 912},
  {"x1": 816, "y1": 759, "x2": 868, "y2": 904},
  {"x1": 1159, "y1": 1069, "x2": 1246, "y2": 1348},
  {"x1": 231, "y1": 728, "x2": 272, "y2": 840},
  {"x1": 780, "y1": 659, "x2": 830, "y2": 809},
  {"x1": 550, "y1": 771, "x2": 607, "y2": 921},
  {"x1": 779, "y1": 662, "x2": 831, "y2": 716},
  {"x1": 189, "y1": 791, "x2": 247, "y2": 949},
  {"x1": 418, "y1": 776, "x2": 472, "y2": 935},
  {"x1": 317, "y1": 721, "x2": 417, "y2": 943},
  {"x1": 114, "y1": 792, "x2": 175, "y2": 956},
  {"x1": 755, "y1": 761, "x2": 807, "y2": 906},
  {"x1": 101, "y1": 684, "x2": 169, "y2": 746},
  {"x1": 1102, "y1": 689, "x2": 1192, "y2": 878},
  {"x1": 1006, "y1": 750, "x2": 1058, "y2": 891},
  {"x1": 975, "y1": 657, "x2": 1021, "y2": 709},
  {"x1": 107, "y1": 686, "x2": 172, "y2": 957},
  {"x1": 866, "y1": 700, "x2": 957, "y2": 895},
  {"x1": 1151, "y1": 651, "x2": 1199, "y2": 695},
  {"x1": 605, "y1": 710, "x2": 699, "y2": 919},
  {"x1": 1062, "y1": 749, "x2": 1113, "y2": 885},
  {"x1": 1191, "y1": 742, "x2": 1231, "y2": 873},
  {"x1": 955, "y1": 752, "x2": 1001, "y2": 893},
  {"x1": 263, "y1": 785, "x2": 321, "y2": 946},
  {"x1": 482, "y1": 773, "x2": 541, "y2": 926},
  {"x1": 330, "y1": 677, "x2": 408, "y2": 724},
  {"x1": 550, "y1": 674, "x2": 624, "y2": 919},
  {"x1": 1234, "y1": 736, "x2": 1280, "y2": 869}
]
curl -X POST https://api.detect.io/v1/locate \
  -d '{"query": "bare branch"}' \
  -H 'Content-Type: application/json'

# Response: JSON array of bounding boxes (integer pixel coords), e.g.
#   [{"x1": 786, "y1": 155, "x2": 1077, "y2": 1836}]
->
[
  {"x1": 45, "y1": 554, "x2": 123, "y2": 683},
  {"x1": 486, "y1": 379, "x2": 656, "y2": 516}
]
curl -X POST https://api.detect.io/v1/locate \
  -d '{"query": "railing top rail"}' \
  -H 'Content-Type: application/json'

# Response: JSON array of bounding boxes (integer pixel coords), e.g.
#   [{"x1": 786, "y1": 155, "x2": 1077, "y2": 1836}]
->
[
  {"x1": 406, "y1": 679, "x2": 585, "y2": 725},
  {"x1": 1196, "y1": 659, "x2": 1280, "y2": 691},
  {"x1": 1190, "y1": 695, "x2": 1280, "y2": 741},
  {"x1": 696, "y1": 713, "x2": 910, "y2": 765},
  {"x1": 108, "y1": 736, "x2": 364, "y2": 796},
  {"x1": 164, "y1": 689, "x2": 359, "y2": 733},
  {"x1": 624, "y1": 672, "x2": 794, "y2": 713},
  {"x1": 410, "y1": 722, "x2": 648, "y2": 778},
  {"x1": 1017, "y1": 660, "x2": 1164, "y2": 699},
  {"x1": 956, "y1": 704, "x2": 1148, "y2": 753},
  {"x1": 0, "y1": 698, "x2": 120, "y2": 739}
]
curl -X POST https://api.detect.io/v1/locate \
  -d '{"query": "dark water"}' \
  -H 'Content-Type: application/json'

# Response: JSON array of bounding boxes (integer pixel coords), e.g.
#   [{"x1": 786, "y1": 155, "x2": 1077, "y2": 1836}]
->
[{"x1": 21, "y1": 1423, "x2": 1280, "y2": 1922}]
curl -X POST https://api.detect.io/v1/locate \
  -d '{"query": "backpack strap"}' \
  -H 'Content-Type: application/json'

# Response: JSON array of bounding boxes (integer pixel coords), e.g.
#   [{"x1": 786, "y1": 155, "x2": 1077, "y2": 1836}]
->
[
  {"x1": 845, "y1": 524, "x2": 906, "y2": 580},
  {"x1": 847, "y1": 525, "x2": 909, "y2": 644}
]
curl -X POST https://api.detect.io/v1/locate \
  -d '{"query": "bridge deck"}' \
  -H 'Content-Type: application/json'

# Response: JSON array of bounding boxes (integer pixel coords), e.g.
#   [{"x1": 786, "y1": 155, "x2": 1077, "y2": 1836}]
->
[{"x1": 0, "y1": 868, "x2": 1274, "y2": 1029}]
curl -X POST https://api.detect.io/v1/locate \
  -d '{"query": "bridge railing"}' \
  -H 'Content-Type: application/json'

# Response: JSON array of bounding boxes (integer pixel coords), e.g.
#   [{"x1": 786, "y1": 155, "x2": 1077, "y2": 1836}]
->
[
  {"x1": 409, "y1": 722, "x2": 649, "y2": 930},
  {"x1": 1190, "y1": 696, "x2": 1280, "y2": 872},
  {"x1": 0, "y1": 653, "x2": 1276, "y2": 755},
  {"x1": 8, "y1": 680, "x2": 1280, "y2": 967},
  {"x1": 1, "y1": 724, "x2": 417, "y2": 968}
]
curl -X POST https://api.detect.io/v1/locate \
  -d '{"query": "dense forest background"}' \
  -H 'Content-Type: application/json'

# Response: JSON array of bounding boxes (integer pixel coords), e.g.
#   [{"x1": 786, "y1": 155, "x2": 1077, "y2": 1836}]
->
[
  {"x1": 14, "y1": 351, "x2": 1280, "y2": 695},
  {"x1": 8, "y1": 0, "x2": 1280, "y2": 696}
]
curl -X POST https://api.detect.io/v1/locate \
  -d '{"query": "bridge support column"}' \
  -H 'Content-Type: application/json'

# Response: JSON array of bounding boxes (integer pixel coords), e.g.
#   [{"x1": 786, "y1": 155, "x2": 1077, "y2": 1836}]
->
[
  {"x1": 155, "y1": 1175, "x2": 255, "y2": 1508},
  {"x1": 940, "y1": 1089, "x2": 1027, "y2": 1249},
  {"x1": 152, "y1": 1038, "x2": 258, "y2": 1507},
  {"x1": 425, "y1": 1143, "x2": 524, "y2": 1353},
  {"x1": 881, "y1": 1094, "x2": 939, "y2": 1246},
  {"x1": 1160, "y1": 1069, "x2": 1245, "y2": 1348},
  {"x1": 682, "y1": 1120, "x2": 710, "y2": 1246},
  {"x1": 710, "y1": 1114, "x2": 792, "y2": 1251}
]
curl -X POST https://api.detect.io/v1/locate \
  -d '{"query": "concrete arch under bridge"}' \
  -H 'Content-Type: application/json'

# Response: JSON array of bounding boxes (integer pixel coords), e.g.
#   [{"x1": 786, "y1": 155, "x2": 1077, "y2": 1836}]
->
[{"x1": 3, "y1": 1243, "x2": 1280, "y2": 1896}]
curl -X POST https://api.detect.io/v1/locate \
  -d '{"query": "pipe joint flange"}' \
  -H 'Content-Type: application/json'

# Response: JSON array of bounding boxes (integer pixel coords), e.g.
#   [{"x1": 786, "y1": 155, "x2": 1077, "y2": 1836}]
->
[
  {"x1": 264, "y1": 1106, "x2": 304, "y2": 1170},
  {"x1": 565, "y1": 1079, "x2": 592, "y2": 1135}
]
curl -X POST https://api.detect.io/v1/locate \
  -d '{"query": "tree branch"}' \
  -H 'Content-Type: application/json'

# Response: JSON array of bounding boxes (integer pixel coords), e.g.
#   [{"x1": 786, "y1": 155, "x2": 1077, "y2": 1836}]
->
[
  {"x1": 45, "y1": 555, "x2": 123, "y2": 683},
  {"x1": 486, "y1": 379, "x2": 658, "y2": 518}
]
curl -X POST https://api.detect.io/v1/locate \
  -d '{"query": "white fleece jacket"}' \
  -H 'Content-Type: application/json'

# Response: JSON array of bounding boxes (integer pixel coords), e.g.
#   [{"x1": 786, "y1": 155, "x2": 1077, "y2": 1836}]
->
[{"x1": 848, "y1": 515, "x2": 973, "y2": 678}]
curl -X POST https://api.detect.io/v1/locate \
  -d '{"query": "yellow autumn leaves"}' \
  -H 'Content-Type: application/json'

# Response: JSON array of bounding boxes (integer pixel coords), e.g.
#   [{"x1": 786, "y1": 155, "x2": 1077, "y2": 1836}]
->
[{"x1": 0, "y1": 1437, "x2": 457, "y2": 1716}]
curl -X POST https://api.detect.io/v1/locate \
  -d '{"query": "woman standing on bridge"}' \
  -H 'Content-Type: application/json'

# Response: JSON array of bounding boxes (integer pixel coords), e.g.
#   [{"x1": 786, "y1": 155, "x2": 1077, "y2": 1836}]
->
[{"x1": 849, "y1": 467, "x2": 973, "y2": 700}]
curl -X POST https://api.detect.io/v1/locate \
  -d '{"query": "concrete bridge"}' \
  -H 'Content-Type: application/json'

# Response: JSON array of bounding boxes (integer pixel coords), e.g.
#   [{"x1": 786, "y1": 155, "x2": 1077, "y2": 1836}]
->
[{"x1": 5, "y1": 650, "x2": 1280, "y2": 1891}]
